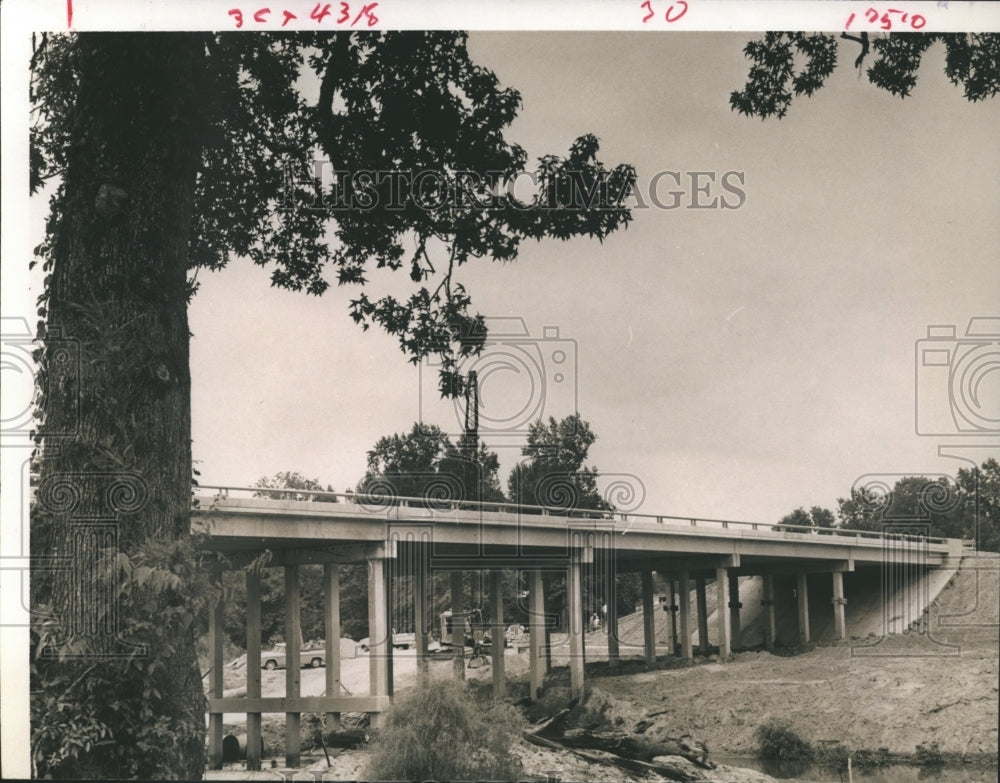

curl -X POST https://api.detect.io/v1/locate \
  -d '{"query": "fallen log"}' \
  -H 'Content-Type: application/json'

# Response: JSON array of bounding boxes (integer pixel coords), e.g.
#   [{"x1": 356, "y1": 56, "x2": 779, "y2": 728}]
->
[
  {"x1": 556, "y1": 728, "x2": 713, "y2": 769},
  {"x1": 321, "y1": 728, "x2": 368, "y2": 749},
  {"x1": 522, "y1": 730, "x2": 708, "y2": 782}
]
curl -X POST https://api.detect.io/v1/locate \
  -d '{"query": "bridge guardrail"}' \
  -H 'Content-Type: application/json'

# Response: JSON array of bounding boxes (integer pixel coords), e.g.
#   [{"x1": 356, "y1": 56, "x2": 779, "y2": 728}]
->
[{"x1": 193, "y1": 484, "x2": 951, "y2": 547}]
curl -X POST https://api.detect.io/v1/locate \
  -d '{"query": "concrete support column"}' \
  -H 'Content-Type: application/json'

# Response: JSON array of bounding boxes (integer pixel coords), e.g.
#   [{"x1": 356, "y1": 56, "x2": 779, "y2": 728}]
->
[
  {"x1": 641, "y1": 570, "x2": 656, "y2": 664},
  {"x1": 568, "y1": 556, "x2": 585, "y2": 699},
  {"x1": 285, "y1": 564, "x2": 302, "y2": 767},
  {"x1": 414, "y1": 560, "x2": 428, "y2": 677},
  {"x1": 490, "y1": 570, "x2": 506, "y2": 699},
  {"x1": 529, "y1": 569, "x2": 545, "y2": 701},
  {"x1": 668, "y1": 578, "x2": 678, "y2": 655},
  {"x1": 245, "y1": 567, "x2": 262, "y2": 771},
  {"x1": 451, "y1": 570, "x2": 465, "y2": 680},
  {"x1": 695, "y1": 577, "x2": 709, "y2": 655},
  {"x1": 761, "y1": 575, "x2": 776, "y2": 651},
  {"x1": 716, "y1": 567, "x2": 731, "y2": 659},
  {"x1": 606, "y1": 572, "x2": 620, "y2": 668},
  {"x1": 728, "y1": 573, "x2": 742, "y2": 649},
  {"x1": 368, "y1": 556, "x2": 390, "y2": 727},
  {"x1": 324, "y1": 563, "x2": 342, "y2": 731},
  {"x1": 832, "y1": 571, "x2": 847, "y2": 640},
  {"x1": 796, "y1": 573, "x2": 811, "y2": 644},
  {"x1": 679, "y1": 570, "x2": 692, "y2": 660},
  {"x1": 207, "y1": 565, "x2": 224, "y2": 769}
]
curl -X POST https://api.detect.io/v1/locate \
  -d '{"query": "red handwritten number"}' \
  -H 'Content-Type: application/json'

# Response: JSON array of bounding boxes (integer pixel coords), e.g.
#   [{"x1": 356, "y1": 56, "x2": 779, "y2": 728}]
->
[
  {"x1": 911, "y1": 14, "x2": 926, "y2": 29},
  {"x1": 665, "y1": 0, "x2": 688, "y2": 23},
  {"x1": 865, "y1": 8, "x2": 879, "y2": 23},
  {"x1": 282, "y1": 10, "x2": 297, "y2": 25},
  {"x1": 254, "y1": 7, "x2": 270, "y2": 22},
  {"x1": 845, "y1": 12, "x2": 855, "y2": 30},
  {"x1": 641, "y1": 1, "x2": 654, "y2": 23},
  {"x1": 228, "y1": 8, "x2": 244, "y2": 28},
  {"x1": 353, "y1": 2, "x2": 379, "y2": 26},
  {"x1": 338, "y1": 2, "x2": 350, "y2": 23},
  {"x1": 311, "y1": 3, "x2": 332, "y2": 22}
]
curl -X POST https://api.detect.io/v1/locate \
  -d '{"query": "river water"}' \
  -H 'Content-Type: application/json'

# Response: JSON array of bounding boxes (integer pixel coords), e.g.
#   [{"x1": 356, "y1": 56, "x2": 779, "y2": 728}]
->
[{"x1": 715, "y1": 756, "x2": 999, "y2": 782}]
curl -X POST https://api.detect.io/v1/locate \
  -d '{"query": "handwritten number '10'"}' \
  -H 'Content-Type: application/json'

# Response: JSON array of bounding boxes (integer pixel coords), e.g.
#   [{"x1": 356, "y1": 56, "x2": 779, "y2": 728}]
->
[{"x1": 641, "y1": 1, "x2": 689, "y2": 24}]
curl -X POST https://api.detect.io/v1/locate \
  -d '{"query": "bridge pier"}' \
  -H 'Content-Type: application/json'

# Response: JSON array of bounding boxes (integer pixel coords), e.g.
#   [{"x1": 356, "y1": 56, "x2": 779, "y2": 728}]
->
[
  {"x1": 208, "y1": 565, "x2": 224, "y2": 770},
  {"x1": 728, "y1": 573, "x2": 742, "y2": 649},
  {"x1": 245, "y1": 567, "x2": 263, "y2": 770},
  {"x1": 832, "y1": 570, "x2": 847, "y2": 640},
  {"x1": 668, "y1": 577, "x2": 678, "y2": 654},
  {"x1": 695, "y1": 577, "x2": 709, "y2": 655},
  {"x1": 606, "y1": 571, "x2": 620, "y2": 668},
  {"x1": 285, "y1": 564, "x2": 302, "y2": 766},
  {"x1": 761, "y1": 574, "x2": 776, "y2": 650},
  {"x1": 368, "y1": 555, "x2": 391, "y2": 728},
  {"x1": 642, "y1": 570, "x2": 657, "y2": 664},
  {"x1": 490, "y1": 570, "x2": 505, "y2": 698},
  {"x1": 569, "y1": 556, "x2": 585, "y2": 698},
  {"x1": 451, "y1": 571, "x2": 465, "y2": 681},
  {"x1": 796, "y1": 572, "x2": 811, "y2": 644},
  {"x1": 415, "y1": 558, "x2": 429, "y2": 677},
  {"x1": 716, "y1": 567, "x2": 731, "y2": 658},
  {"x1": 324, "y1": 563, "x2": 342, "y2": 730},
  {"x1": 529, "y1": 569, "x2": 545, "y2": 701},
  {"x1": 679, "y1": 569, "x2": 693, "y2": 660}
]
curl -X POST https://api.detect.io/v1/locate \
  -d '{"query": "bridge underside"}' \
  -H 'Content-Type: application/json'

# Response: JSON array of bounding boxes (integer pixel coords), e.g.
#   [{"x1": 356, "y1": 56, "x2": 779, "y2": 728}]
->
[{"x1": 195, "y1": 497, "x2": 961, "y2": 770}]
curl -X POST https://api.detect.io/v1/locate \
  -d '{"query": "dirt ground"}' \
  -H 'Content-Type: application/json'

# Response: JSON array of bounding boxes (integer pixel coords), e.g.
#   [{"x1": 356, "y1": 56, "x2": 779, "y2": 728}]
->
[{"x1": 207, "y1": 555, "x2": 998, "y2": 781}]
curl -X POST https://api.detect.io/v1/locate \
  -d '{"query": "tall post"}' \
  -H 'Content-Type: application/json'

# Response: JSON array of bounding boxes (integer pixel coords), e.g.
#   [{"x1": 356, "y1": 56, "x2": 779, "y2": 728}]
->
[
  {"x1": 490, "y1": 570, "x2": 506, "y2": 698},
  {"x1": 568, "y1": 555, "x2": 585, "y2": 699},
  {"x1": 641, "y1": 569, "x2": 656, "y2": 664},
  {"x1": 285, "y1": 564, "x2": 301, "y2": 768},
  {"x1": 796, "y1": 572, "x2": 811, "y2": 644},
  {"x1": 245, "y1": 567, "x2": 262, "y2": 770},
  {"x1": 451, "y1": 570, "x2": 465, "y2": 680},
  {"x1": 679, "y1": 570, "x2": 692, "y2": 660},
  {"x1": 324, "y1": 563, "x2": 342, "y2": 730},
  {"x1": 728, "y1": 572, "x2": 742, "y2": 649},
  {"x1": 207, "y1": 565, "x2": 224, "y2": 769},
  {"x1": 716, "y1": 567, "x2": 731, "y2": 659},
  {"x1": 695, "y1": 577, "x2": 709, "y2": 655},
  {"x1": 832, "y1": 571, "x2": 847, "y2": 640},
  {"x1": 529, "y1": 569, "x2": 545, "y2": 701},
  {"x1": 668, "y1": 577, "x2": 678, "y2": 655},
  {"x1": 606, "y1": 571, "x2": 620, "y2": 668},
  {"x1": 762, "y1": 574, "x2": 776, "y2": 650},
  {"x1": 368, "y1": 555, "x2": 390, "y2": 727},
  {"x1": 415, "y1": 559, "x2": 428, "y2": 677}
]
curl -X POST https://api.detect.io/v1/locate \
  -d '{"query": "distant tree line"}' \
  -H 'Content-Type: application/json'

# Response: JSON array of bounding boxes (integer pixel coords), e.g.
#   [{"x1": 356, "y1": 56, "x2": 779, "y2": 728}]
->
[{"x1": 776, "y1": 459, "x2": 999, "y2": 552}]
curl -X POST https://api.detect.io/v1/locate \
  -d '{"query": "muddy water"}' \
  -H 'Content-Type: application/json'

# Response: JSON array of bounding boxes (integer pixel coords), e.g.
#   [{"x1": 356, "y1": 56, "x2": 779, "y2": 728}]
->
[{"x1": 715, "y1": 756, "x2": 998, "y2": 782}]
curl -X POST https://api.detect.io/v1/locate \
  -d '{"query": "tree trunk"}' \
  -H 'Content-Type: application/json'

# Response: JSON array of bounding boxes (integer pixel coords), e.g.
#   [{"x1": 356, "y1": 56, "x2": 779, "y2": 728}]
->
[{"x1": 32, "y1": 33, "x2": 208, "y2": 779}]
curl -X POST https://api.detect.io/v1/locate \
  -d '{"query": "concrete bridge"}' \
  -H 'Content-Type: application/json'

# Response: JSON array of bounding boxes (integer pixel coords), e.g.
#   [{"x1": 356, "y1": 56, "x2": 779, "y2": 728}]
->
[{"x1": 193, "y1": 485, "x2": 963, "y2": 769}]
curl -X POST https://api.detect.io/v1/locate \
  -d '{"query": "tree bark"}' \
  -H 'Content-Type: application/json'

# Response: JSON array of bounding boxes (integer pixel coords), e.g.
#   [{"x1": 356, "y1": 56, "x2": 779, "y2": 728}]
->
[{"x1": 32, "y1": 33, "x2": 208, "y2": 779}]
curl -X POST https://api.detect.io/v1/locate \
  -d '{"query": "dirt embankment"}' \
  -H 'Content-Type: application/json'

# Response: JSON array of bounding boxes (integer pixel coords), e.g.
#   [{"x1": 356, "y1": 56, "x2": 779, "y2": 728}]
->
[{"x1": 588, "y1": 554, "x2": 999, "y2": 758}]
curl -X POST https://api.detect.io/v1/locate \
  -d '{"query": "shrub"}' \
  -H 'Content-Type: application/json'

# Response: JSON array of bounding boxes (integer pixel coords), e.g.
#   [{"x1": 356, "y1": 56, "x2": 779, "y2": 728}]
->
[
  {"x1": 852, "y1": 747, "x2": 890, "y2": 769},
  {"x1": 362, "y1": 676, "x2": 525, "y2": 781},
  {"x1": 755, "y1": 719, "x2": 812, "y2": 760},
  {"x1": 915, "y1": 740, "x2": 944, "y2": 767}
]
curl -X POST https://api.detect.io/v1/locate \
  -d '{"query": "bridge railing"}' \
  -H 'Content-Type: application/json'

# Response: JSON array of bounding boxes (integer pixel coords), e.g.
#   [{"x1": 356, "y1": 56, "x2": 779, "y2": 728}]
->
[{"x1": 193, "y1": 484, "x2": 951, "y2": 547}]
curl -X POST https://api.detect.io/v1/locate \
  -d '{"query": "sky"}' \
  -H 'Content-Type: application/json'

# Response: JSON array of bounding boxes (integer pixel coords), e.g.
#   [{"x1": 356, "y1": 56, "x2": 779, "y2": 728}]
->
[{"x1": 183, "y1": 30, "x2": 1000, "y2": 524}]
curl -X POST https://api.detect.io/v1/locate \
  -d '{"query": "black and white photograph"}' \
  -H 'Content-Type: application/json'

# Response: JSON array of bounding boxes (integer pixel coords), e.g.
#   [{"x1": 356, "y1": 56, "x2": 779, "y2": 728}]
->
[{"x1": 2, "y1": 2, "x2": 998, "y2": 781}]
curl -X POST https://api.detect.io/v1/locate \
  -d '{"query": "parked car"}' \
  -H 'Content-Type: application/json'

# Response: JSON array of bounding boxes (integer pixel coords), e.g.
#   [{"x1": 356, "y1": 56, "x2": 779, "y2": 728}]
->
[
  {"x1": 356, "y1": 630, "x2": 416, "y2": 652},
  {"x1": 261, "y1": 642, "x2": 325, "y2": 670}
]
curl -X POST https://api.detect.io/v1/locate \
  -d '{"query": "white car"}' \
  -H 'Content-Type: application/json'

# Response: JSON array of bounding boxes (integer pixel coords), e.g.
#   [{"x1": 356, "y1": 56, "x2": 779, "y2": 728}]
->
[{"x1": 357, "y1": 631, "x2": 416, "y2": 652}]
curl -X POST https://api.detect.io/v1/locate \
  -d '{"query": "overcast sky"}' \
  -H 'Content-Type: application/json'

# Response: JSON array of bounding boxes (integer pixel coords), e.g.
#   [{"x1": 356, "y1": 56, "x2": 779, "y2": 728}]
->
[{"x1": 185, "y1": 31, "x2": 1000, "y2": 523}]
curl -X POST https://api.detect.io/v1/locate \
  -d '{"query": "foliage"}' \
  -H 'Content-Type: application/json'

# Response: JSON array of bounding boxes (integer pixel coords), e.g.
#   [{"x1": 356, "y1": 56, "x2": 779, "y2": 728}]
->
[
  {"x1": 362, "y1": 677, "x2": 525, "y2": 781},
  {"x1": 732, "y1": 32, "x2": 1000, "y2": 119},
  {"x1": 915, "y1": 740, "x2": 944, "y2": 767},
  {"x1": 31, "y1": 536, "x2": 217, "y2": 779},
  {"x1": 852, "y1": 747, "x2": 890, "y2": 769},
  {"x1": 360, "y1": 422, "x2": 505, "y2": 504},
  {"x1": 776, "y1": 506, "x2": 836, "y2": 531},
  {"x1": 507, "y1": 414, "x2": 609, "y2": 513},
  {"x1": 755, "y1": 718, "x2": 813, "y2": 760},
  {"x1": 253, "y1": 471, "x2": 338, "y2": 502}
]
